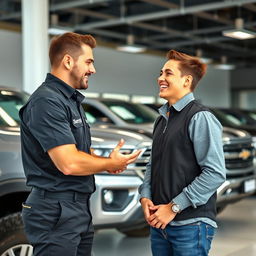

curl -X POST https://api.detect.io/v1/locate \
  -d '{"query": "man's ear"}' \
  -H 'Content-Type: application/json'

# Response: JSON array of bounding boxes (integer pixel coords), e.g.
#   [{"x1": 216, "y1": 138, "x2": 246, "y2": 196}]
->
[
  {"x1": 184, "y1": 75, "x2": 193, "y2": 89},
  {"x1": 63, "y1": 54, "x2": 74, "y2": 70}
]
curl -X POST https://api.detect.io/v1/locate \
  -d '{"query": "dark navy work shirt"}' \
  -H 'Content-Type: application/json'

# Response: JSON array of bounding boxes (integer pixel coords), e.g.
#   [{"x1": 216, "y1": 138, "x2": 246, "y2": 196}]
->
[{"x1": 19, "y1": 73, "x2": 95, "y2": 193}]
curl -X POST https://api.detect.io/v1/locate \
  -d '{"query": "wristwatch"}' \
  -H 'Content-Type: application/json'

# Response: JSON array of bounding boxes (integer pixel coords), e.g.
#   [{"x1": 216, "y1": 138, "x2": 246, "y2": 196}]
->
[{"x1": 171, "y1": 202, "x2": 181, "y2": 213}]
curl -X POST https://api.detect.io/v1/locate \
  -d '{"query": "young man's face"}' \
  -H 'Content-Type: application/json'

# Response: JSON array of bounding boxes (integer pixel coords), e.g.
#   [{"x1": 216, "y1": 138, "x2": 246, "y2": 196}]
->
[
  {"x1": 158, "y1": 59, "x2": 191, "y2": 104},
  {"x1": 70, "y1": 44, "x2": 96, "y2": 90}
]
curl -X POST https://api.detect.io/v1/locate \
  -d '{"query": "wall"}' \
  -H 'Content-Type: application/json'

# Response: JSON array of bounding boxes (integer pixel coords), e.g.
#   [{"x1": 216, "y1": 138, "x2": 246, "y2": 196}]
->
[
  {"x1": 230, "y1": 68, "x2": 256, "y2": 109},
  {"x1": 195, "y1": 67, "x2": 230, "y2": 107},
  {"x1": 90, "y1": 47, "x2": 230, "y2": 107},
  {"x1": 231, "y1": 68, "x2": 256, "y2": 90},
  {"x1": 0, "y1": 30, "x2": 22, "y2": 89},
  {"x1": 0, "y1": 29, "x2": 230, "y2": 107}
]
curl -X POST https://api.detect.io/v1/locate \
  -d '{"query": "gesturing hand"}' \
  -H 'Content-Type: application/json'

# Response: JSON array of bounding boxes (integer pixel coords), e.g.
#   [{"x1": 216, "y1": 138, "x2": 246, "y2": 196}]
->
[{"x1": 107, "y1": 139, "x2": 141, "y2": 173}]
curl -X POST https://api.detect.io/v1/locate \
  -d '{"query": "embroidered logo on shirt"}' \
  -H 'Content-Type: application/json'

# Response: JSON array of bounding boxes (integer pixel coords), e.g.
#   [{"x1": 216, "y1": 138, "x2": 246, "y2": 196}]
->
[{"x1": 73, "y1": 118, "x2": 82, "y2": 125}]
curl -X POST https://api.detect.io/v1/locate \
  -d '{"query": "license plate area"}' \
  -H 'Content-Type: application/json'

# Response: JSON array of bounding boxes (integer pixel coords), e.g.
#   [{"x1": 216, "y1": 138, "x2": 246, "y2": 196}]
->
[{"x1": 244, "y1": 179, "x2": 256, "y2": 193}]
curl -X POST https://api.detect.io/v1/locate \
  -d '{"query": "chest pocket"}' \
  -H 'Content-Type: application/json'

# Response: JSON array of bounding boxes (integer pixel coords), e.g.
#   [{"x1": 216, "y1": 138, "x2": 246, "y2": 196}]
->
[{"x1": 71, "y1": 115, "x2": 91, "y2": 152}]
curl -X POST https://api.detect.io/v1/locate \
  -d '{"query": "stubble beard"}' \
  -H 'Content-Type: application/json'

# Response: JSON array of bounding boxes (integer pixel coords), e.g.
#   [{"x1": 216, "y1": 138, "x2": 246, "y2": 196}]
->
[{"x1": 70, "y1": 67, "x2": 88, "y2": 90}]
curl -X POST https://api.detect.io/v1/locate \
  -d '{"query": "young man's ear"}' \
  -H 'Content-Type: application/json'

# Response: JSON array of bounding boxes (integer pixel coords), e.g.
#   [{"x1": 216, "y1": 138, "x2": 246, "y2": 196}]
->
[
  {"x1": 184, "y1": 75, "x2": 193, "y2": 89},
  {"x1": 63, "y1": 54, "x2": 74, "y2": 70}
]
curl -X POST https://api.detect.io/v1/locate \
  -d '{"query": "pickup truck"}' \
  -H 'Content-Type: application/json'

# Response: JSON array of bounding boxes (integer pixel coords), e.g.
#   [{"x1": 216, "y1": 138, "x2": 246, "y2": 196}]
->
[
  {"x1": 82, "y1": 98, "x2": 256, "y2": 213},
  {"x1": 0, "y1": 87, "x2": 151, "y2": 255}
]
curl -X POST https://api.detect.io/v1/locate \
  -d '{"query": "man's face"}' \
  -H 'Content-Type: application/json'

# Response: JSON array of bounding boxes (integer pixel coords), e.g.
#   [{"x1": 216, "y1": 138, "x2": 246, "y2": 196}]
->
[
  {"x1": 70, "y1": 44, "x2": 96, "y2": 90},
  {"x1": 158, "y1": 59, "x2": 191, "y2": 104}
]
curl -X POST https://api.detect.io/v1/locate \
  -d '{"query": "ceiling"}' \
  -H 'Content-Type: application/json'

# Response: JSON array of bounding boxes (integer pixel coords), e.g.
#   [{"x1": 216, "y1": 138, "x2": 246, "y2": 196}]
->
[{"x1": 1, "y1": 0, "x2": 256, "y2": 68}]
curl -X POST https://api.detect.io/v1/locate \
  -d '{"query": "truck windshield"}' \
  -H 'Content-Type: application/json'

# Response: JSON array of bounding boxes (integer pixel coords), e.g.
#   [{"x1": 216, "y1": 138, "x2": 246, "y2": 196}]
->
[
  {"x1": 0, "y1": 90, "x2": 29, "y2": 127},
  {"x1": 211, "y1": 109, "x2": 244, "y2": 127},
  {"x1": 102, "y1": 100, "x2": 158, "y2": 124}
]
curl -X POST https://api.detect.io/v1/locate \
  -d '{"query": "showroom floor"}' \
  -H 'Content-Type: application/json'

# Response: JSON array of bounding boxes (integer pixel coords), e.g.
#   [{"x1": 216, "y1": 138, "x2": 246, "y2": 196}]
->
[{"x1": 92, "y1": 197, "x2": 256, "y2": 256}]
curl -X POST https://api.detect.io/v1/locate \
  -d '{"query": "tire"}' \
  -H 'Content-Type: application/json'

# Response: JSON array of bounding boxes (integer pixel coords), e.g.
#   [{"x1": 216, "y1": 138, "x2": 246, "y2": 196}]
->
[
  {"x1": 118, "y1": 226, "x2": 150, "y2": 237},
  {"x1": 0, "y1": 212, "x2": 33, "y2": 256}
]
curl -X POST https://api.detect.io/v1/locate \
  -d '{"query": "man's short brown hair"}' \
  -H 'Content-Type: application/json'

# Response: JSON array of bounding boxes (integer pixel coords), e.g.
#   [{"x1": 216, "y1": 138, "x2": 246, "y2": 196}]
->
[
  {"x1": 166, "y1": 50, "x2": 207, "y2": 91},
  {"x1": 49, "y1": 32, "x2": 96, "y2": 67}
]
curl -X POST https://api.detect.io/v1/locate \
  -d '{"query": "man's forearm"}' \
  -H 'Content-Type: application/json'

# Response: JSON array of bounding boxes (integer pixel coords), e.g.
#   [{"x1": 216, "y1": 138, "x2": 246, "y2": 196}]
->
[
  {"x1": 173, "y1": 166, "x2": 226, "y2": 211},
  {"x1": 61, "y1": 150, "x2": 114, "y2": 175}
]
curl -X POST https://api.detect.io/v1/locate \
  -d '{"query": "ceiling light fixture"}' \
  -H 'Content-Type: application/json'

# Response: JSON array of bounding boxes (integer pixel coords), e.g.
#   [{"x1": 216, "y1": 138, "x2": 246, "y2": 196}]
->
[
  {"x1": 222, "y1": 18, "x2": 256, "y2": 40},
  {"x1": 117, "y1": 34, "x2": 146, "y2": 53},
  {"x1": 214, "y1": 56, "x2": 235, "y2": 70}
]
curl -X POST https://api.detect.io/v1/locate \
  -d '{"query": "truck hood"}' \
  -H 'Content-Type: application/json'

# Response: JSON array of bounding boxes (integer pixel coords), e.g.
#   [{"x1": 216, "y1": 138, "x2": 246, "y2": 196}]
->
[
  {"x1": 91, "y1": 126, "x2": 152, "y2": 149},
  {"x1": 222, "y1": 126, "x2": 252, "y2": 144},
  {"x1": 0, "y1": 125, "x2": 152, "y2": 180}
]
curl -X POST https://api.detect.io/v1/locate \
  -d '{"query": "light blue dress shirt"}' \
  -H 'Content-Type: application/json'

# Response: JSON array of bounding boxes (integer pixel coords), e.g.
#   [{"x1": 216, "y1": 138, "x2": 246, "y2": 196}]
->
[{"x1": 139, "y1": 93, "x2": 226, "y2": 228}]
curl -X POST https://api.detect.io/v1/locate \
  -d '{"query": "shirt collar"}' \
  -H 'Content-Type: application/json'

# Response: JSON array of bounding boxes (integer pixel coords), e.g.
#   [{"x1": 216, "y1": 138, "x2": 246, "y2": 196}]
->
[
  {"x1": 73, "y1": 90, "x2": 85, "y2": 104},
  {"x1": 159, "y1": 92, "x2": 195, "y2": 116},
  {"x1": 172, "y1": 92, "x2": 195, "y2": 112},
  {"x1": 45, "y1": 73, "x2": 85, "y2": 102}
]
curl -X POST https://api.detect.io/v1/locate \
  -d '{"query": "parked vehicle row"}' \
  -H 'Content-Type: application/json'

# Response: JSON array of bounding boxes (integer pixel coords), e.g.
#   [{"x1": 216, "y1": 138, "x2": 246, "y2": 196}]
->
[
  {"x1": 0, "y1": 88, "x2": 256, "y2": 255},
  {"x1": 210, "y1": 108, "x2": 256, "y2": 146},
  {"x1": 0, "y1": 88, "x2": 151, "y2": 255},
  {"x1": 81, "y1": 98, "x2": 256, "y2": 213}
]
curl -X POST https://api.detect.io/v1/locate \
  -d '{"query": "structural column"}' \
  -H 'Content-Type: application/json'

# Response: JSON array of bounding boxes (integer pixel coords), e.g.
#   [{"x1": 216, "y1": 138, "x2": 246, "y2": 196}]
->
[{"x1": 22, "y1": 0, "x2": 49, "y2": 93}]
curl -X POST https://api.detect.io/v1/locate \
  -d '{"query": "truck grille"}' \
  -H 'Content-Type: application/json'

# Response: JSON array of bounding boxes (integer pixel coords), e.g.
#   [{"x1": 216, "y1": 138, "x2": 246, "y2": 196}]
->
[
  {"x1": 134, "y1": 147, "x2": 151, "y2": 179},
  {"x1": 133, "y1": 143, "x2": 255, "y2": 179},
  {"x1": 224, "y1": 142, "x2": 255, "y2": 172}
]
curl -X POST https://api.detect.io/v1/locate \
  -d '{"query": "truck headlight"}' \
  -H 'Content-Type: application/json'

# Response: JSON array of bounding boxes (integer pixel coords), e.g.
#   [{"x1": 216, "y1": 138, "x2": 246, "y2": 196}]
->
[{"x1": 92, "y1": 149, "x2": 112, "y2": 157}]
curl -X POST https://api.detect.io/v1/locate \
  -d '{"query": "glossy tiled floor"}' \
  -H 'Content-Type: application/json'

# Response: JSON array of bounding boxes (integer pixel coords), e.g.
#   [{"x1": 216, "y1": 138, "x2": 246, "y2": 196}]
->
[{"x1": 93, "y1": 197, "x2": 256, "y2": 256}]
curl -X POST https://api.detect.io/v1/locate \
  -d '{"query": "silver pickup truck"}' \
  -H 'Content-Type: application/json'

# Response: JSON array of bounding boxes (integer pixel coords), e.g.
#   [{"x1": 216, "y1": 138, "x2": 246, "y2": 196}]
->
[{"x1": 0, "y1": 88, "x2": 150, "y2": 255}]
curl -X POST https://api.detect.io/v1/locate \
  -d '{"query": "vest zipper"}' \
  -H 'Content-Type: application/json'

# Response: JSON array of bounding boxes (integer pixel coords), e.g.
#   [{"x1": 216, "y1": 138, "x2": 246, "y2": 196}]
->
[{"x1": 163, "y1": 118, "x2": 168, "y2": 133}]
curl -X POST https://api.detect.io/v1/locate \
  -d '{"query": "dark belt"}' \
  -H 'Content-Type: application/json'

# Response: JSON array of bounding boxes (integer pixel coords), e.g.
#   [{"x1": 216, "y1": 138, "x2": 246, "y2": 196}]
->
[{"x1": 31, "y1": 187, "x2": 91, "y2": 201}]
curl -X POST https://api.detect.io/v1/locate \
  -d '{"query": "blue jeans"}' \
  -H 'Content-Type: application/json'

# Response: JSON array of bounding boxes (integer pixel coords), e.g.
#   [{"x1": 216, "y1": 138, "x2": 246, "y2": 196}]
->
[{"x1": 151, "y1": 222, "x2": 216, "y2": 256}]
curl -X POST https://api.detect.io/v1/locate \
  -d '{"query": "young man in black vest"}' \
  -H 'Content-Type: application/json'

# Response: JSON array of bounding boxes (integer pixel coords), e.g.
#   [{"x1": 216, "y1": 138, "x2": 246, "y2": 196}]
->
[{"x1": 139, "y1": 50, "x2": 226, "y2": 256}]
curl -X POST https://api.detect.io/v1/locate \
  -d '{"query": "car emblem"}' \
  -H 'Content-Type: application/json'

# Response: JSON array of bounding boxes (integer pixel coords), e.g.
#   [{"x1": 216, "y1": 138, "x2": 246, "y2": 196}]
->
[{"x1": 239, "y1": 149, "x2": 251, "y2": 160}]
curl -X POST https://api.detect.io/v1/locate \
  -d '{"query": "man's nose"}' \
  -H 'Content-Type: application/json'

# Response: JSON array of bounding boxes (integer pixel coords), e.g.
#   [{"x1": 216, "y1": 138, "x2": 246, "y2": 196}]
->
[
  {"x1": 158, "y1": 75, "x2": 164, "y2": 82},
  {"x1": 90, "y1": 64, "x2": 96, "y2": 74}
]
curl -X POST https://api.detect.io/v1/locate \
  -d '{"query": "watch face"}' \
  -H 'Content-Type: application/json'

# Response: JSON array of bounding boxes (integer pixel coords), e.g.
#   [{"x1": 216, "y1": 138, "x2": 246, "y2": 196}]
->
[{"x1": 172, "y1": 204, "x2": 180, "y2": 213}]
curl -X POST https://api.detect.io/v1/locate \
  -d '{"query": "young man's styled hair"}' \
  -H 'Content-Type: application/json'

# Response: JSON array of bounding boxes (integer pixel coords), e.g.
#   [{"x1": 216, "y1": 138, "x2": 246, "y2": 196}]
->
[
  {"x1": 167, "y1": 50, "x2": 207, "y2": 91},
  {"x1": 49, "y1": 32, "x2": 97, "y2": 67}
]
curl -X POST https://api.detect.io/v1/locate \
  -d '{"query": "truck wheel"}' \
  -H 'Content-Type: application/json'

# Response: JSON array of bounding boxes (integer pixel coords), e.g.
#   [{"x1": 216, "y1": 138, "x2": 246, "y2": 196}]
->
[
  {"x1": 0, "y1": 212, "x2": 33, "y2": 256},
  {"x1": 118, "y1": 226, "x2": 150, "y2": 237}
]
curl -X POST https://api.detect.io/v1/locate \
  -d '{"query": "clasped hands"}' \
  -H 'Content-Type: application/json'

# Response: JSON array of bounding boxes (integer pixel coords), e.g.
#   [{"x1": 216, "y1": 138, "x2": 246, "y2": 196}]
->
[
  {"x1": 140, "y1": 198, "x2": 177, "y2": 229},
  {"x1": 107, "y1": 139, "x2": 141, "y2": 174}
]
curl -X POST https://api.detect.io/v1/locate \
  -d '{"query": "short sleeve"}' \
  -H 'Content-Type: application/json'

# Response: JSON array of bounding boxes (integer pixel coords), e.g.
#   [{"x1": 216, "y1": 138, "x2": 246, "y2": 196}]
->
[{"x1": 27, "y1": 98, "x2": 76, "y2": 152}]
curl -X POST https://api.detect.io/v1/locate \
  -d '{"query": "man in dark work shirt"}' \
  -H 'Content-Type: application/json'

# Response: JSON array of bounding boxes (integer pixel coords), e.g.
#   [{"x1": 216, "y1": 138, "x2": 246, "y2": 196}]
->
[{"x1": 19, "y1": 32, "x2": 140, "y2": 256}]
